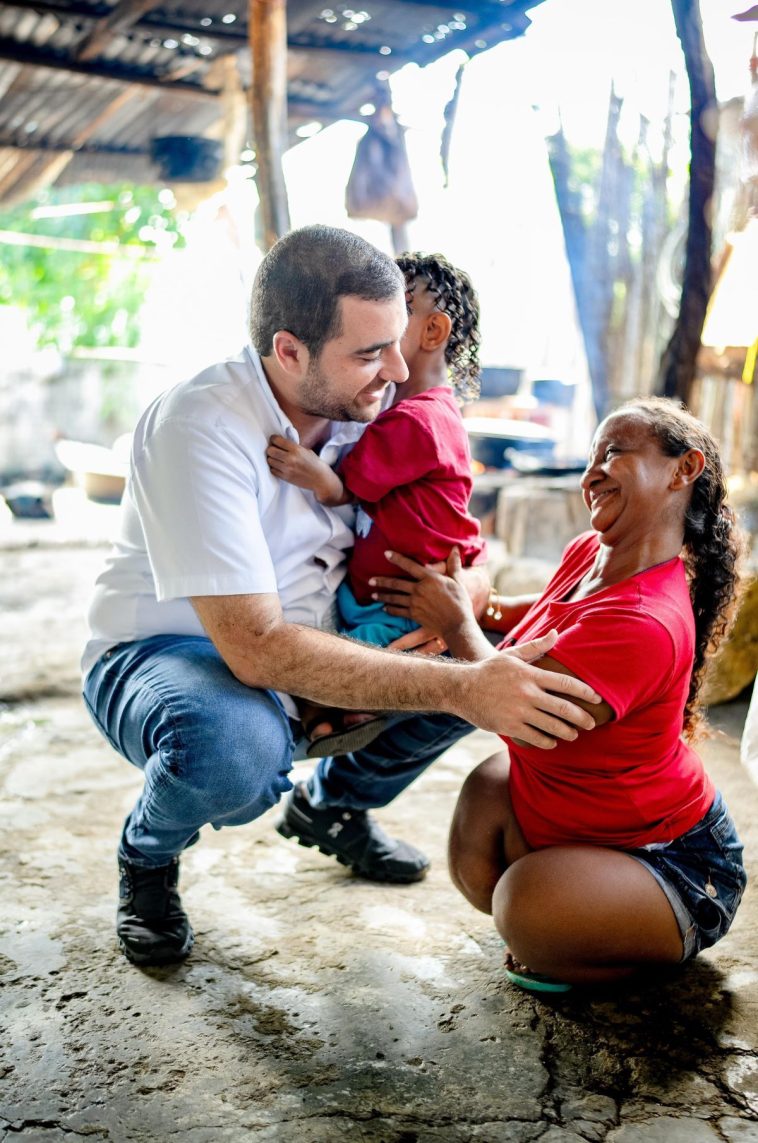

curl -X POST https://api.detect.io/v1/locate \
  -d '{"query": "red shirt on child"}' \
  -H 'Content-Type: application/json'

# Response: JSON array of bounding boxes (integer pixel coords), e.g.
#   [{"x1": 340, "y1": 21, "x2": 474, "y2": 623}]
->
[{"x1": 339, "y1": 387, "x2": 486, "y2": 605}]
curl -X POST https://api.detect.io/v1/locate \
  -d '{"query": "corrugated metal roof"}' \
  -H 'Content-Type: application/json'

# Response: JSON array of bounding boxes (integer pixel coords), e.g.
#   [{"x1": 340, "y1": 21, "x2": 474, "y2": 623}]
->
[{"x1": 0, "y1": 0, "x2": 545, "y2": 203}]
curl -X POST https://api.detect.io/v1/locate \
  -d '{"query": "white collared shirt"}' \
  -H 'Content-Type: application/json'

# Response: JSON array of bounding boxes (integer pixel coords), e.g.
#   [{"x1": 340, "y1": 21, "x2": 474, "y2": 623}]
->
[{"x1": 82, "y1": 347, "x2": 374, "y2": 712}]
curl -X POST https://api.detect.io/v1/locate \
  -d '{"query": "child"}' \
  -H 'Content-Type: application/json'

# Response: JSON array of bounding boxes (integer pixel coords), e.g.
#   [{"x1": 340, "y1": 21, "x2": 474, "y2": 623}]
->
[{"x1": 266, "y1": 253, "x2": 487, "y2": 754}]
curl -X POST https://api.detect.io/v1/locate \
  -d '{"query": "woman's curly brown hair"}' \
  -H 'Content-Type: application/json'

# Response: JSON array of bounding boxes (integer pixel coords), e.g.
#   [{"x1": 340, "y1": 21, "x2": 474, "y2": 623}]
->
[
  {"x1": 622, "y1": 397, "x2": 745, "y2": 739},
  {"x1": 395, "y1": 252, "x2": 481, "y2": 402}
]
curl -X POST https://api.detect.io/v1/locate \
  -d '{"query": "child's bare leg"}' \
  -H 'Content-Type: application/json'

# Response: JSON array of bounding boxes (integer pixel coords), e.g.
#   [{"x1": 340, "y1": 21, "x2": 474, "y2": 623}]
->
[{"x1": 447, "y1": 750, "x2": 530, "y2": 914}]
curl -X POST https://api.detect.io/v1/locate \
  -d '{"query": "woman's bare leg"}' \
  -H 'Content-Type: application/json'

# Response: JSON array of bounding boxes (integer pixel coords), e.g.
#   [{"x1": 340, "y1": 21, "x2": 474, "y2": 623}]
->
[
  {"x1": 449, "y1": 752, "x2": 684, "y2": 984},
  {"x1": 448, "y1": 751, "x2": 531, "y2": 914},
  {"x1": 493, "y1": 847, "x2": 684, "y2": 984}
]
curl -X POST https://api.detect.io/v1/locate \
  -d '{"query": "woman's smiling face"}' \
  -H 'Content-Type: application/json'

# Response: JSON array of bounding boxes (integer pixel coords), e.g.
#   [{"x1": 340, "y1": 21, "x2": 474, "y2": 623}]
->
[{"x1": 580, "y1": 411, "x2": 683, "y2": 543}]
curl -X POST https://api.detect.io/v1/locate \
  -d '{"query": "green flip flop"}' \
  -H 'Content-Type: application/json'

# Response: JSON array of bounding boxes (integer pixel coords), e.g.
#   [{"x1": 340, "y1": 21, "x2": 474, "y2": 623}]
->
[{"x1": 504, "y1": 967, "x2": 573, "y2": 994}]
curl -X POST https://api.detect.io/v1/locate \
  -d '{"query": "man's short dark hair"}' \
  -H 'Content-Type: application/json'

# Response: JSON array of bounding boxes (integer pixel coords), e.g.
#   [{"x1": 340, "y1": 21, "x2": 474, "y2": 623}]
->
[{"x1": 249, "y1": 225, "x2": 405, "y2": 358}]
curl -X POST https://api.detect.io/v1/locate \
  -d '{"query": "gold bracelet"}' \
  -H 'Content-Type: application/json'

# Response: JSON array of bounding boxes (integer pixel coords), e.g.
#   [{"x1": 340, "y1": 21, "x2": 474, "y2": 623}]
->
[{"x1": 486, "y1": 587, "x2": 502, "y2": 621}]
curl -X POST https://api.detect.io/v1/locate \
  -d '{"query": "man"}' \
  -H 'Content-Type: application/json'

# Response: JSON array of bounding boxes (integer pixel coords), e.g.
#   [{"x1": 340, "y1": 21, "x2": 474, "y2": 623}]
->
[{"x1": 82, "y1": 225, "x2": 599, "y2": 968}]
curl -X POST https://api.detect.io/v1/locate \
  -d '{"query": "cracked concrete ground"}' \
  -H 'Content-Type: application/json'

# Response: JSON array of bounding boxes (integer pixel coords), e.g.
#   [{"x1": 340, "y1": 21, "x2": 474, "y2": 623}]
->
[{"x1": 1, "y1": 529, "x2": 757, "y2": 1143}]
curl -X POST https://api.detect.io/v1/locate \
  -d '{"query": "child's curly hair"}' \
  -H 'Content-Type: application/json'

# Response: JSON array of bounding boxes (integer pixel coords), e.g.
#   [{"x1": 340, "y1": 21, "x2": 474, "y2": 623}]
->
[{"x1": 396, "y1": 252, "x2": 481, "y2": 402}]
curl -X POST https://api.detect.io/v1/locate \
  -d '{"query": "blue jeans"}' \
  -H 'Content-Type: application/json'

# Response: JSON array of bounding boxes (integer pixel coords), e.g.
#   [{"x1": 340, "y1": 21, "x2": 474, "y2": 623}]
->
[{"x1": 82, "y1": 634, "x2": 472, "y2": 868}]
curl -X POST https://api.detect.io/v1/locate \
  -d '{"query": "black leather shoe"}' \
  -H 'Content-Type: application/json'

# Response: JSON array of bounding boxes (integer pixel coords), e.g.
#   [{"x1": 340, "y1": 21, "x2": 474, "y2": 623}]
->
[
  {"x1": 117, "y1": 858, "x2": 194, "y2": 966},
  {"x1": 276, "y1": 783, "x2": 430, "y2": 883}
]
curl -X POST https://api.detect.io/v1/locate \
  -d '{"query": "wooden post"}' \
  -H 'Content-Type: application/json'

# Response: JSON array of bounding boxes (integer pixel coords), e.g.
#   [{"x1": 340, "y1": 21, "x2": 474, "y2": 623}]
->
[{"x1": 250, "y1": 0, "x2": 291, "y2": 251}]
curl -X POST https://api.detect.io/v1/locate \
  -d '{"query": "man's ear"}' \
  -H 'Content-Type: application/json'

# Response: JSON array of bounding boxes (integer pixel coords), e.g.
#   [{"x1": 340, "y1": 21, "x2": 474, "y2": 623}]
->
[
  {"x1": 420, "y1": 311, "x2": 452, "y2": 352},
  {"x1": 271, "y1": 330, "x2": 309, "y2": 377},
  {"x1": 671, "y1": 448, "x2": 706, "y2": 489}
]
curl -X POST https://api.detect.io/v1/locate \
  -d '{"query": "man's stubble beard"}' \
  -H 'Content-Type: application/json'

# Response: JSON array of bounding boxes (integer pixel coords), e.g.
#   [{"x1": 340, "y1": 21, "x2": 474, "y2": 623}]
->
[{"x1": 298, "y1": 361, "x2": 377, "y2": 424}]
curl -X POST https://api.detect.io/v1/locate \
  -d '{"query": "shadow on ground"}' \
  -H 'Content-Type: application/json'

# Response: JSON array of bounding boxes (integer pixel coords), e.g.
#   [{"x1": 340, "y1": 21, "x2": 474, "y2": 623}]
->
[{"x1": 1, "y1": 541, "x2": 756, "y2": 1142}]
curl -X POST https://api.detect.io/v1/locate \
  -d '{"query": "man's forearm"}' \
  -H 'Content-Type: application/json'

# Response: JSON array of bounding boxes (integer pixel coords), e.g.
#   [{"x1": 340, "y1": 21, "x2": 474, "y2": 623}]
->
[
  {"x1": 223, "y1": 618, "x2": 473, "y2": 717},
  {"x1": 192, "y1": 594, "x2": 601, "y2": 746}
]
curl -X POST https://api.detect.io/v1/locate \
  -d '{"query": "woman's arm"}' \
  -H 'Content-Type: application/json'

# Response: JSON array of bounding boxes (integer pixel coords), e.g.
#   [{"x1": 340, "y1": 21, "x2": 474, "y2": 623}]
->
[
  {"x1": 373, "y1": 552, "x2": 537, "y2": 639},
  {"x1": 480, "y1": 591, "x2": 541, "y2": 635},
  {"x1": 373, "y1": 550, "x2": 615, "y2": 732},
  {"x1": 372, "y1": 548, "x2": 502, "y2": 661},
  {"x1": 524, "y1": 655, "x2": 614, "y2": 728}
]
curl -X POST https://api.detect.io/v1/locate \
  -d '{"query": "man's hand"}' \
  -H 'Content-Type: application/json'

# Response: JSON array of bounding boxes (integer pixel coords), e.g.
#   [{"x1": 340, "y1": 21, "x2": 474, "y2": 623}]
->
[
  {"x1": 266, "y1": 434, "x2": 347, "y2": 505},
  {"x1": 504, "y1": 641, "x2": 614, "y2": 746},
  {"x1": 460, "y1": 638, "x2": 602, "y2": 748},
  {"x1": 506, "y1": 632, "x2": 563, "y2": 664}
]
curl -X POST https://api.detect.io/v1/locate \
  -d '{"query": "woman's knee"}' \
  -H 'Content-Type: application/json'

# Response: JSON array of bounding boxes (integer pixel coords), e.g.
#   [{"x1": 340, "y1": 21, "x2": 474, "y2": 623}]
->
[
  {"x1": 453, "y1": 752, "x2": 509, "y2": 820},
  {"x1": 491, "y1": 858, "x2": 557, "y2": 966}
]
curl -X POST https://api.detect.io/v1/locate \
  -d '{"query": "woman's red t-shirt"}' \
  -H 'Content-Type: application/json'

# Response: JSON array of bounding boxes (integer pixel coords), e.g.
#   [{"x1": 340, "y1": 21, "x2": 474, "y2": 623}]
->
[{"x1": 501, "y1": 531, "x2": 714, "y2": 849}]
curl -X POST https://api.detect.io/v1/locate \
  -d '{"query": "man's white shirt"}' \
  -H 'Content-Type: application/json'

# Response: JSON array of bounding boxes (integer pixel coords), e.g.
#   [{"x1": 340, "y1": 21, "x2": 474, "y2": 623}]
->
[{"x1": 83, "y1": 346, "x2": 381, "y2": 714}]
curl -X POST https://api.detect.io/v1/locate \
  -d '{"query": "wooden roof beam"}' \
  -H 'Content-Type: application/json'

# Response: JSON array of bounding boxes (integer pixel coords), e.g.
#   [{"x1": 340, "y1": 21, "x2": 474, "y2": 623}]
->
[
  {"x1": 3, "y1": 0, "x2": 411, "y2": 58},
  {"x1": 0, "y1": 35, "x2": 217, "y2": 95},
  {"x1": 0, "y1": 86, "x2": 140, "y2": 204},
  {"x1": 76, "y1": 0, "x2": 166, "y2": 62},
  {"x1": 0, "y1": 136, "x2": 147, "y2": 155},
  {"x1": 0, "y1": 36, "x2": 345, "y2": 117},
  {"x1": 378, "y1": 0, "x2": 541, "y2": 16},
  {"x1": 1, "y1": 0, "x2": 543, "y2": 77}
]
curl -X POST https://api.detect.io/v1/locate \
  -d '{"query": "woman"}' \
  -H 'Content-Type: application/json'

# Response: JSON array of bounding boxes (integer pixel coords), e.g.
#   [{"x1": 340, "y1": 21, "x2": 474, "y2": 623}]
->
[{"x1": 372, "y1": 398, "x2": 747, "y2": 990}]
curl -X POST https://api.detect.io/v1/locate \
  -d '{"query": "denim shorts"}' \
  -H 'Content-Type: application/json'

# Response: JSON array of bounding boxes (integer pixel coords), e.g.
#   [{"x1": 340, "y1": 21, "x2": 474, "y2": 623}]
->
[{"x1": 628, "y1": 791, "x2": 747, "y2": 961}]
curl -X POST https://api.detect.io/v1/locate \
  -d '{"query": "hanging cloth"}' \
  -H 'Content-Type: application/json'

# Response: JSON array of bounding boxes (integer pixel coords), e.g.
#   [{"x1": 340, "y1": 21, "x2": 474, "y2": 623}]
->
[{"x1": 345, "y1": 104, "x2": 418, "y2": 226}]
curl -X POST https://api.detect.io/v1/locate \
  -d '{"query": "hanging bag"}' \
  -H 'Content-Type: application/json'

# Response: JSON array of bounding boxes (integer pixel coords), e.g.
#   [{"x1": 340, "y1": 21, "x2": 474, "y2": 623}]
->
[{"x1": 346, "y1": 105, "x2": 418, "y2": 225}]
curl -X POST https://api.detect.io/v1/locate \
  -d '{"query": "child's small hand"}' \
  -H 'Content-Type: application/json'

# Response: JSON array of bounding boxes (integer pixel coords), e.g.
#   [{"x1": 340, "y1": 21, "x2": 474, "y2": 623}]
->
[
  {"x1": 266, "y1": 435, "x2": 346, "y2": 504},
  {"x1": 266, "y1": 434, "x2": 320, "y2": 486}
]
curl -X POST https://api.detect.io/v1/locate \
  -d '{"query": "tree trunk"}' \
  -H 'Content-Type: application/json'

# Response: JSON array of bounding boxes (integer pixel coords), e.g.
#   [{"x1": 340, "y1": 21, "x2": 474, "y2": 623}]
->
[
  {"x1": 546, "y1": 123, "x2": 588, "y2": 371},
  {"x1": 639, "y1": 72, "x2": 676, "y2": 393},
  {"x1": 581, "y1": 87, "x2": 623, "y2": 420},
  {"x1": 656, "y1": 0, "x2": 717, "y2": 403}
]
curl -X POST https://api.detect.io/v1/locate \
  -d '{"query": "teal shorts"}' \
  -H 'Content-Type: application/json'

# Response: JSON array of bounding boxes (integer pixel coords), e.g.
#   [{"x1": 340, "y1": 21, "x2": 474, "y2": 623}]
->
[{"x1": 336, "y1": 579, "x2": 418, "y2": 648}]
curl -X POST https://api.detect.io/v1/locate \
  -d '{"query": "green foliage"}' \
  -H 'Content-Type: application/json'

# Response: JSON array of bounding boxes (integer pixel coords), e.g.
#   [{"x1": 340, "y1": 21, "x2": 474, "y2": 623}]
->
[{"x1": 0, "y1": 183, "x2": 187, "y2": 351}]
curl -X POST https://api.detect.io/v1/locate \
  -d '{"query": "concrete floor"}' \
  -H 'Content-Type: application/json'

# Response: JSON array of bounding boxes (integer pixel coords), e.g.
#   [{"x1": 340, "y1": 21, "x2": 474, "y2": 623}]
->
[{"x1": 1, "y1": 530, "x2": 757, "y2": 1143}]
